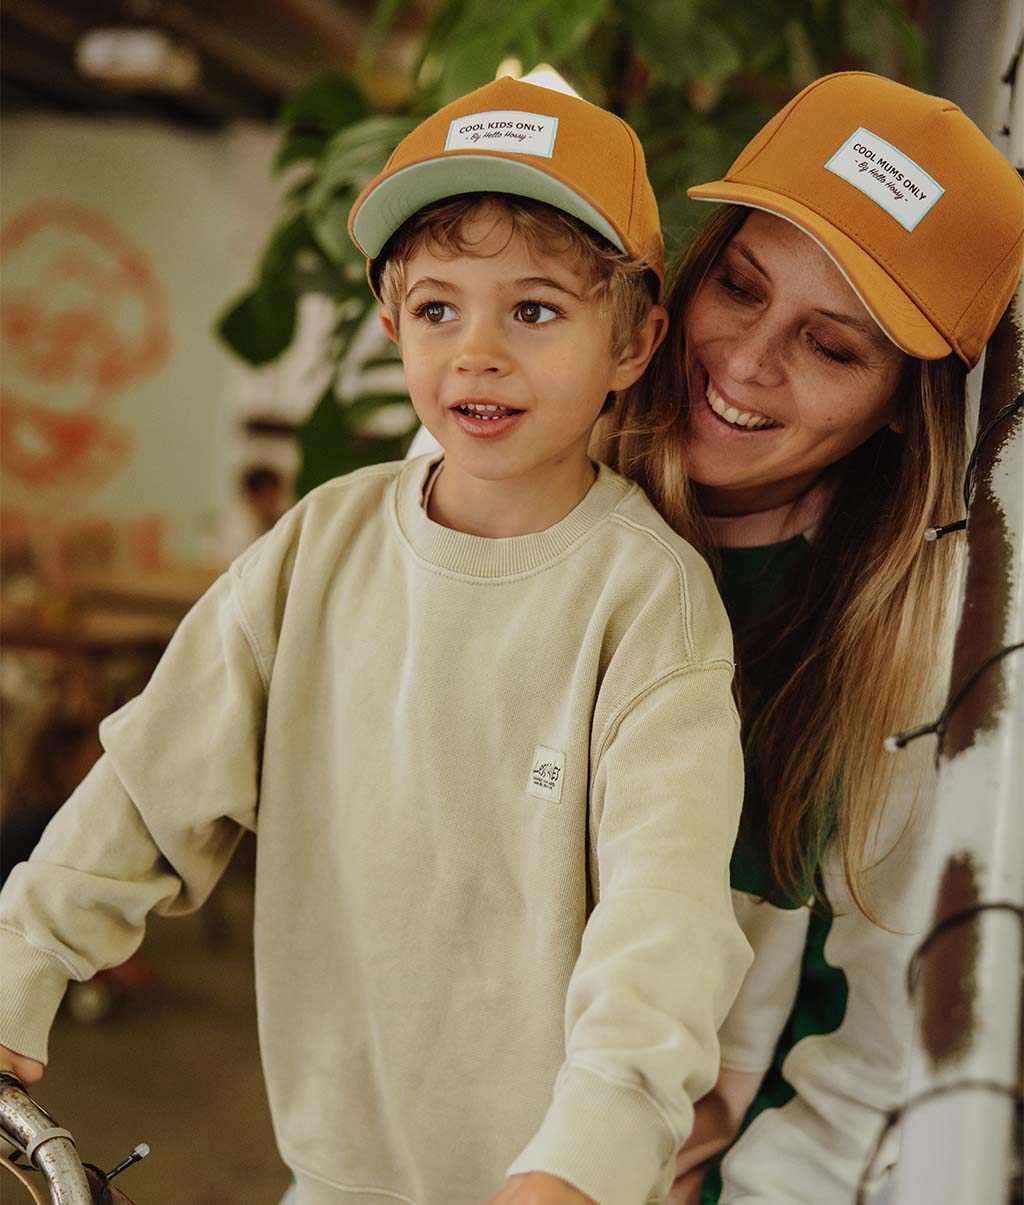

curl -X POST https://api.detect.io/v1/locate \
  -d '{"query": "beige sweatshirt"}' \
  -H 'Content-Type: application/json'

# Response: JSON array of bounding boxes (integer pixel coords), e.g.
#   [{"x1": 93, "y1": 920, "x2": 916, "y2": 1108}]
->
[{"x1": 0, "y1": 457, "x2": 751, "y2": 1205}]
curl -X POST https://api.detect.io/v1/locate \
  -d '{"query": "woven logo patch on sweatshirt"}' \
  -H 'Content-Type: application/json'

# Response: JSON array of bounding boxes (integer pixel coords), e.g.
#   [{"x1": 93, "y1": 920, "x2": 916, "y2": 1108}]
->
[{"x1": 527, "y1": 745, "x2": 565, "y2": 803}]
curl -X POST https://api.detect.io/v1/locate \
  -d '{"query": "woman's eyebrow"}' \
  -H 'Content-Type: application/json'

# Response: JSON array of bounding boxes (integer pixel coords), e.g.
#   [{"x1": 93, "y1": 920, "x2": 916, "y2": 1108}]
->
[
  {"x1": 730, "y1": 241, "x2": 769, "y2": 279},
  {"x1": 814, "y1": 306, "x2": 890, "y2": 349}
]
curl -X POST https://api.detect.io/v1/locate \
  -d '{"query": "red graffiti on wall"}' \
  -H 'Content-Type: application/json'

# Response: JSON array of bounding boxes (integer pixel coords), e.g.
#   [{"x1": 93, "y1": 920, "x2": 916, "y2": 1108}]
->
[{"x1": 1, "y1": 202, "x2": 171, "y2": 492}]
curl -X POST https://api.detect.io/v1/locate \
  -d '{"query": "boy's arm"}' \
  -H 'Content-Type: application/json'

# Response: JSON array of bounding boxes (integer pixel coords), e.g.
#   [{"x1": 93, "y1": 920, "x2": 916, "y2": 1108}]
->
[
  {"x1": 507, "y1": 662, "x2": 752, "y2": 1205},
  {"x1": 0, "y1": 568, "x2": 268, "y2": 1065}
]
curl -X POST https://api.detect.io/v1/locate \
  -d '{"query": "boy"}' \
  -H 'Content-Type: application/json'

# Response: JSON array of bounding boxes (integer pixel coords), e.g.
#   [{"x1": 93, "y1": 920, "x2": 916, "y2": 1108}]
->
[{"x1": 0, "y1": 77, "x2": 750, "y2": 1205}]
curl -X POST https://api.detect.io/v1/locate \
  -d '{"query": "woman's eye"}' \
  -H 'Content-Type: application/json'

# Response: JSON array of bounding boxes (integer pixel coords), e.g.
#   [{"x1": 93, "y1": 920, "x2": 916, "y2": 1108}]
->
[
  {"x1": 516, "y1": 301, "x2": 560, "y2": 324},
  {"x1": 416, "y1": 301, "x2": 456, "y2": 324},
  {"x1": 714, "y1": 271, "x2": 759, "y2": 303},
  {"x1": 807, "y1": 333, "x2": 856, "y2": 366}
]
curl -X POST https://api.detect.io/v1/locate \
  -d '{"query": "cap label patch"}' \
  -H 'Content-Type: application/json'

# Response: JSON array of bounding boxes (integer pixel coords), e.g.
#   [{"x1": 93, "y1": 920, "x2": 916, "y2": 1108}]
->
[
  {"x1": 445, "y1": 110, "x2": 558, "y2": 158},
  {"x1": 825, "y1": 127, "x2": 943, "y2": 231}
]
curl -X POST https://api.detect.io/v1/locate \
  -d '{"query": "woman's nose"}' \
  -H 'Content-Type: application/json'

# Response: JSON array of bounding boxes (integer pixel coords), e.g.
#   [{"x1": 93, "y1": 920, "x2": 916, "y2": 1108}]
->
[{"x1": 723, "y1": 318, "x2": 785, "y2": 386}]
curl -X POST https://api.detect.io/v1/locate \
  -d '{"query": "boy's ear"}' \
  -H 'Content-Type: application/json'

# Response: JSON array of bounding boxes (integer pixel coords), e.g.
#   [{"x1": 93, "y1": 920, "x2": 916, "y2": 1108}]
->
[
  {"x1": 609, "y1": 304, "x2": 669, "y2": 392},
  {"x1": 380, "y1": 307, "x2": 399, "y2": 345}
]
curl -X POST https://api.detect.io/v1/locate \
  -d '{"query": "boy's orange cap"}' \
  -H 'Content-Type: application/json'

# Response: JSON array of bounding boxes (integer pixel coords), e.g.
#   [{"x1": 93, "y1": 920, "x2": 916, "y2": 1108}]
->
[
  {"x1": 349, "y1": 76, "x2": 664, "y2": 296},
  {"x1": 689, "y1": 72, "x2": 1024, "y2": 368}
]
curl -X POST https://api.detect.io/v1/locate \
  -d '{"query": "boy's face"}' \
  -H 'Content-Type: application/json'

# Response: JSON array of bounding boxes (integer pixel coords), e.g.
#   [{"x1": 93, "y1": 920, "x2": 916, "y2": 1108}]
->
[{"x1": 382, "y1": 207, "x2": 662, "y2": 512}]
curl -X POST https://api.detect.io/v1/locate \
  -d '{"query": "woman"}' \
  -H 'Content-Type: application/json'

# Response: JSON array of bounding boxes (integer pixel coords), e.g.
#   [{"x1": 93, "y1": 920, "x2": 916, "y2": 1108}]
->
[{"x1": 598, "y1": 72, "x2": 1024, "y2": 1203}]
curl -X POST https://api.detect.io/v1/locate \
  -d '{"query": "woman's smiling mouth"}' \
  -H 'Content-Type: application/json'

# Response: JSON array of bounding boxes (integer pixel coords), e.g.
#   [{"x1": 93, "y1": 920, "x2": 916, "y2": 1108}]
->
[{"x1": 705, "y1": 379, "x2": 780, "y2": 430}]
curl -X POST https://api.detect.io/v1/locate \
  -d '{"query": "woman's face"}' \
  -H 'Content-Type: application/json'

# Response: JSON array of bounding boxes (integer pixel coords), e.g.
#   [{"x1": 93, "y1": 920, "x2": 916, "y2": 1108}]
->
[{"x1": 683, "y1": 211, "x2": 908, "y2": 515}]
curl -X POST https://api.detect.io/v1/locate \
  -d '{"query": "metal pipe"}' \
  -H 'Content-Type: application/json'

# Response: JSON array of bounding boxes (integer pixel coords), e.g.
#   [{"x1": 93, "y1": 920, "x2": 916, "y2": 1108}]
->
[{"x1": 0, "y1": 1075, "x2": 92, "y2": 1205}]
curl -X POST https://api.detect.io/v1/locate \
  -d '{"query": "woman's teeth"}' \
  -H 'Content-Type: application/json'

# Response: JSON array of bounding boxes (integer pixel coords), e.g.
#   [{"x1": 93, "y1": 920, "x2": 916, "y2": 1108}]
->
[
  {"x1": 457, "y1": 403, "x2": 517, "y2": 421},
  {"x1": 706, "y1": 382, "x2": 778, "y2": 430}
]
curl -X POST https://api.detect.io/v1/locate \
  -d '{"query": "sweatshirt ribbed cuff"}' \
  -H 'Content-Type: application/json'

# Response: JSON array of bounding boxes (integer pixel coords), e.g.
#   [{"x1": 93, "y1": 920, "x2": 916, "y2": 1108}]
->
[
  {"x1": 0, "y1": 928, "x2": 72, "y2": 1063},
  {"x1": 506, "y1": 1064, "x2": 679, "y2": 1205}
]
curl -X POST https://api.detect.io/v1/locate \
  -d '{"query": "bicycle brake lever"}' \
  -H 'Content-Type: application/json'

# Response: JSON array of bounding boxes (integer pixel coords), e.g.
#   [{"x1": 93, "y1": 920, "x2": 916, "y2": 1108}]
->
[{"x1": 103, "y1": 1143, "x2": 150, "y2": 1182}]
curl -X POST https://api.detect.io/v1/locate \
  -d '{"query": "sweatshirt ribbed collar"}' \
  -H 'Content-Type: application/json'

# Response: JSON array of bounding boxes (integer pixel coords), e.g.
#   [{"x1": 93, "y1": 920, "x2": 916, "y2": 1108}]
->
[{"x1": 394, "y1": 455, "x2": 631, "y2": 579}]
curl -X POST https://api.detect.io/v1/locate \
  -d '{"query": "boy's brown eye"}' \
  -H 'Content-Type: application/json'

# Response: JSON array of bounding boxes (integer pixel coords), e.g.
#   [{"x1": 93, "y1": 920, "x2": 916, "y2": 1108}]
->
[
  {"x1": 424, "y1": 303, "x2": 447, "y2": 323},
  {"x1": 516, "y1": 301, "x2": 559, "y2": 324}
]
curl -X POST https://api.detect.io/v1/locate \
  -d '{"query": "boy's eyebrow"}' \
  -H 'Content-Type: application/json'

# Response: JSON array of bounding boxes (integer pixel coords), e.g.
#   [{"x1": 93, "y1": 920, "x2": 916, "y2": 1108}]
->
[
  {"x1": 405, "y1": 275, "x2": 458, "y2": 299},
  {"x1": 404, "y1": 274, "x2": 585, "y2": 301},
  {"x1": 514, "y1": 275, "x2": 584, "y2": 300}
]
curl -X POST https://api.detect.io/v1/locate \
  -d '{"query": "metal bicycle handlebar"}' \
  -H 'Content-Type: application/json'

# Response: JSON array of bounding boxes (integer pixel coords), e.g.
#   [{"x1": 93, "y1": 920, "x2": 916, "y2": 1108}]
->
[{"x1": 0, "y1": 1073, "x2": 144, "y2": 1204}]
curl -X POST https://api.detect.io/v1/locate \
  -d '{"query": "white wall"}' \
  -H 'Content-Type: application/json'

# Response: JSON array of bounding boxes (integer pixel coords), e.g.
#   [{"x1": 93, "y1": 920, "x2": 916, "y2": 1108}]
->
[{"x1": 1, "y1": 116, "x2": 282, "y2": 569}]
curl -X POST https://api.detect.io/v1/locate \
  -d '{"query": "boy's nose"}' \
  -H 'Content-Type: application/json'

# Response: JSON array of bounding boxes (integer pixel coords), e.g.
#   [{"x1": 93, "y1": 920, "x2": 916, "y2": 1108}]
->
[{"x1": 452, "y1": 324, "x2": 510, "y2": 376}]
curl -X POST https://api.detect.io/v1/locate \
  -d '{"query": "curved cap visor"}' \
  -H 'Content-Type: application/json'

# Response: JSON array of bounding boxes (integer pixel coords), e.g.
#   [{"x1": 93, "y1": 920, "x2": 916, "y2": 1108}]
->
[
  {"x1": 351, "y1": 154, "x2": 627, "y2": 260},
  {"x1": 688, "y1": 180, "x2": 953, "y2": 361}
]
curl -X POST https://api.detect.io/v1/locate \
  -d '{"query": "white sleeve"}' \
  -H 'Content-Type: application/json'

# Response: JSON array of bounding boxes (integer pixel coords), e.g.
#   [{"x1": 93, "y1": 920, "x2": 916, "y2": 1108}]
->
[
  {"x1": 668, "y1": 895, "x2": 808, "y2": 1196},
  {"x1": 717, "y1": 891, "x2": 809, "y2": 1074},
  {"x1": 719, "y1": 741, "x2": 939, "y2": 1204}
]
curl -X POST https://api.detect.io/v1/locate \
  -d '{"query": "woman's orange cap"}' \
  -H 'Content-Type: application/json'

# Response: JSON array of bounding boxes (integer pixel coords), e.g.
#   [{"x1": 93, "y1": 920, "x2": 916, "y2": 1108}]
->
[{"x1": 689, "y1": 72, "x2": 1024, "y2": 368}]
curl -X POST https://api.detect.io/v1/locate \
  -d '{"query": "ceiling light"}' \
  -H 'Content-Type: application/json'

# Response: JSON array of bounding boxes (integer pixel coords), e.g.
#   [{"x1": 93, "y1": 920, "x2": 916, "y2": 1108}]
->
[{"x1": 76, "y1": 27, "x2": 200, "y2": 93}]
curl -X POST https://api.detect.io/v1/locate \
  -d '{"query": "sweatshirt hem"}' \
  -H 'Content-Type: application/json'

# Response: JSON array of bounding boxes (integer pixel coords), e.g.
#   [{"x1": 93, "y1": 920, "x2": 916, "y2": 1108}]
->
[{"x1": 285, "y1": 1162, "x2": 415, "y2": 1204}]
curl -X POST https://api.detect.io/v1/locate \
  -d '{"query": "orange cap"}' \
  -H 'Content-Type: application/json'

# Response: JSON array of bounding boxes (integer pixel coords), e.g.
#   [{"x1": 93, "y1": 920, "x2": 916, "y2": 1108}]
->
[
  {"x1": 349, "y1": 76, "x2": 664, "y2": 295},
  {"x1": 688, "y1": 72, "x2": 1024, "y2": 368}
]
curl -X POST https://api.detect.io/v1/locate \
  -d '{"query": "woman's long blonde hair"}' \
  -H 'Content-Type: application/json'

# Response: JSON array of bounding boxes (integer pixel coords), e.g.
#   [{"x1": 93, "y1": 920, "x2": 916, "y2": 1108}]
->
[{"x1": 596, "y1": 205, "x2": 968, "y2": 916}]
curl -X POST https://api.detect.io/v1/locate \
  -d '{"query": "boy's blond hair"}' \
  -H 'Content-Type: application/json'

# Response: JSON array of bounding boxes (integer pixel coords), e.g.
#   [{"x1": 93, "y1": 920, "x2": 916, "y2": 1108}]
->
[{"x1": 377, "y1": 193, "x2": 656, "y2": 354}]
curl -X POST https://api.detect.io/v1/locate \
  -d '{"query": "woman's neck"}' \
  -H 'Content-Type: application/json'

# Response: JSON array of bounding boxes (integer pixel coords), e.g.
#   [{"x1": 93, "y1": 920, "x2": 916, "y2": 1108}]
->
[{"x1": 704, "y1": 477, "x2": 835, "y2": 548}]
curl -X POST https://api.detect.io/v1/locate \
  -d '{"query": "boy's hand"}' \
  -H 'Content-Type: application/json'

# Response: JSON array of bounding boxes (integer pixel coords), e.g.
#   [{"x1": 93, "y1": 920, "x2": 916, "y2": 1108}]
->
[
  {"x1": 0, "y1": 1043, "x2": 44, "y2": 1086},
  {"x1": 489, "y1": 1172, "x2": 596, "y2": 1205}
]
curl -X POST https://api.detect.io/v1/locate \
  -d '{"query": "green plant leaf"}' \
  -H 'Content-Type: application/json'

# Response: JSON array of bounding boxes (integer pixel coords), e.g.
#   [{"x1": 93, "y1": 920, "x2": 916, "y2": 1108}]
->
[
  {"x1": 278, "y1": 73, "x2": 368, "y2": 135},
  {"x1": 216, "y1": 289, "x2": 297, "y2": 365},
  {"x1": 618, "y1": 0, "x2": 700, "y2": 79},
  {"x1": 295, "y1": 385, "x2": 351, "y2": 497},
  {"x1": 295, "y1": 385, "x2": 413, "y2": 497},
  {"x1": 314, "y1": 115, "x2": 421, "y2": 198},
  {"x1": 358, "y1": 0, "x2": 416, "y2": 69},
  {"x1": 216, "y1": 213, "x2": 319, "y2": 365},
  {"x1": 308, "y1": 195, "x2": 356, "y2": 266},
  {"x1": 545, "y1": 0, "x2": 605, "y2": 56},
  {"x1": 261, "y1": 213, "x2": 317, "y2": 284},
  {"x1": 274, "y1": 134, "x2": 329, "y2": 173}
]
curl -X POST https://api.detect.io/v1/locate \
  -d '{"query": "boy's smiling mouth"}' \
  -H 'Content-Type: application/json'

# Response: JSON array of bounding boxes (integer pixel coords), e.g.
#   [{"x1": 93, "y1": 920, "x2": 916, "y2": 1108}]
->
[{"x1": 451, "y1": 399, "x2": 524, "y2": 422}]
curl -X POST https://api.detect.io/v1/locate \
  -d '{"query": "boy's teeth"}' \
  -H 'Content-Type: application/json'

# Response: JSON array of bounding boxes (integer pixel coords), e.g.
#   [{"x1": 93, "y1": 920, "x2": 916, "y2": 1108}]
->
[
  {"x1": 705, "y1": 381, "x2": 778, "y2": 430},
  {"x1": 458, "y1": 402, "x2": 516, "y2": 420}
]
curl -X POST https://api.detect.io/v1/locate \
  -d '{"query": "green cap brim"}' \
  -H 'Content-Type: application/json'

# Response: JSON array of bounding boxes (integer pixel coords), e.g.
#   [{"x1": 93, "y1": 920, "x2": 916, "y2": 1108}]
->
[{"x1": 351, "y1": 155, "x2": 625, "y2": 259}]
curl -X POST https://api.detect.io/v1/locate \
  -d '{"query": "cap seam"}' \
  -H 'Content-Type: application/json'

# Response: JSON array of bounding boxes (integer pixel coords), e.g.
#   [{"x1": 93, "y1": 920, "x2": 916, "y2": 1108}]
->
[
  {"x1": 737, "y1": 73, "x2": 859, "y2": 172},
  {"x1": 613, "y1": 111, "x2": 639, "y2": 242},
  {"x1": 949, "y1": 231, "x2": 1024, "y2": 356}
]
